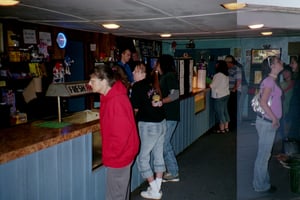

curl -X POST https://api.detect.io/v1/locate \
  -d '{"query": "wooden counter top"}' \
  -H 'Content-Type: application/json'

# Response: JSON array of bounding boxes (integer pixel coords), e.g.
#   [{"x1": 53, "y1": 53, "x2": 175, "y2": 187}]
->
[
  {"x1": 192, "y1": 88, "x2": 208, "y2": 93},
  {"x1": 0, "y1": 90, "x2": 210, "y2": 165},
  {"x1": 0, "y1": 120, "x2": 100, "y2": 164}
]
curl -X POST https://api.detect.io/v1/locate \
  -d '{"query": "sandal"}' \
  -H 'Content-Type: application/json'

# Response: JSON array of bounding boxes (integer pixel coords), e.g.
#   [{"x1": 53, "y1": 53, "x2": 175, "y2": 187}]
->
[{"x1": 225, "y1": 128, "x2": 230, "y2": 133}]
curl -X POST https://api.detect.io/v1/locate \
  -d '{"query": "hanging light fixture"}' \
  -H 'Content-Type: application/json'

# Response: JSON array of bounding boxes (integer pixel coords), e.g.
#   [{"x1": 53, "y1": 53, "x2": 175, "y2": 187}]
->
[
  {"x1": 0, "y1": 0, "x2": 19, "y2": 6},
  {"x1": 248, "y1": 24, "x2": 264, "y2": 29},
  {"x1": 102, "y1": 23, "x2": 120, "y2": 29},
  {"x1": 261, "y1": 32, "x2": 273, "y2": 36},
  {"x1": 160, "y1": 33, "x2": 172, "y2": 38},
  {"x1": 221, "y1": 2, "x2": 247, "y2": 10}
]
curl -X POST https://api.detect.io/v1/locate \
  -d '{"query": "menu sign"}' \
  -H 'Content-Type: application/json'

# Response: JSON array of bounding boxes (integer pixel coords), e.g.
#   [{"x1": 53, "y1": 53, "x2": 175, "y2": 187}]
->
[{"x1": 66, "y1": 82, "x2": 92, "y2": 96}]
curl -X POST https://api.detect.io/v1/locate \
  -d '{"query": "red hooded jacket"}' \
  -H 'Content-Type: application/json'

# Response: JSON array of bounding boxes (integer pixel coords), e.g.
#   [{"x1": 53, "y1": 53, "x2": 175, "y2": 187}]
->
[{"x1": 99, "y1": 81, "x2": 140, "y2": 168}]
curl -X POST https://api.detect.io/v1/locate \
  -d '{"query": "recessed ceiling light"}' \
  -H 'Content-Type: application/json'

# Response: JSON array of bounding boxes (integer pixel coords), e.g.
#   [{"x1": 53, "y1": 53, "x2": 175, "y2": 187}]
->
[
  {"x1": 248, "y1": 24, "x2": 264, "y2": 29},
  {"x1": 160, "y1": 33, "x2": 172, "y2": 38},
  {"x1": 221, "y1": 2, "x2": 247, "y2": 10},
  {"x1": 102, "y1": 23, "x2": 120, "y2": 29},
  {"x1": 261, "y1": 32, "x2": 273, "y2": 36},
  {"x1": 0, "y1": 0, "x2": 19, "y2": 6}
]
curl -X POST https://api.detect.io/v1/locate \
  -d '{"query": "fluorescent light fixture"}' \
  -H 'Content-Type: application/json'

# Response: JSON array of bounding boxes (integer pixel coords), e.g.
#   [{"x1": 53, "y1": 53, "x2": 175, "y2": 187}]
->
[
  {"x1": 0, "y1": 0, "x2": 19, "y2": 6},
  {"x1": 261, "y1": 32, "x2": 273, "y2": 36},
  {"x1": 160, "y1": 33, "x2": 172, "y2": 38},
  {"x1": 221, "y1": 2, "x2": 247, "y2": 10},
  {"x1": 102, "y1": 23, "x2": 120, "y2": 29},
  {"x1": 248, "y1": 24, "x2": 264, "y2": 29}
]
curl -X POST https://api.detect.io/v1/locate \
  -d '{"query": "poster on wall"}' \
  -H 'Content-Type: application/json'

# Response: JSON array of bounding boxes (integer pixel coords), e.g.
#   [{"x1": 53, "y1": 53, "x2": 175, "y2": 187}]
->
[
  {"x1": 23, "y1": 29, "x2": 37, "y2": 44},
  {"x1": 254, "y1": 71, "x2": 262, "y2": 84},
  {"x1": 251, "y1": 49, "x2": 281, "y2": 64},
  {"x1": 179, "y1": 60, "x2": 184, "y2": 95},
  {"x1": 246, "y1": 50, "x2": 251, "y2": 66},
  {"x1": 245, "y1": 49, "x2": 251, "y2": 78},
  {"x1": 233, "y1": 48, "x2": 241, "y2": 63},
  {"x1": 7, "y1": 30, "x2": 19, "y2": 47},
  {"x1": 39, "y1": 32, "x2": 52, "y2": 46}
]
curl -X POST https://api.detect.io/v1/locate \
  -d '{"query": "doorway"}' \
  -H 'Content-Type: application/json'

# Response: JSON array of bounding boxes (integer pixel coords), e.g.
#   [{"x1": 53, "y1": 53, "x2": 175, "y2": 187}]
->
[{"x1": 65, "y1": 40, "x2": 85, "y2": 112}]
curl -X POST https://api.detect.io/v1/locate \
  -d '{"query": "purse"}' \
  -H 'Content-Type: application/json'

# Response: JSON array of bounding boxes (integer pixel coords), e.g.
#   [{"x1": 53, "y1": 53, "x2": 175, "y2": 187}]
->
[
  {"x1": 251, "y1": 82, "x2": 275, "y2": 115},
  {"x1": 283, "y1": 138, "x2": 300, "y2": 155},
  {"x1": 251, "y1": 92, "x2": 272, "y2": 115}
]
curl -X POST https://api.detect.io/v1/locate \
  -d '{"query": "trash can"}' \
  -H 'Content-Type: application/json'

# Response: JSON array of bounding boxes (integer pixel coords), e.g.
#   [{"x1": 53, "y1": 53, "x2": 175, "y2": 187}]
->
[
  {"x1": 289, "y1": 158, "x2": 300, "y2": 193},
  {"x1": 283, "y1": 138, "x2": 300, "y2": 155}
]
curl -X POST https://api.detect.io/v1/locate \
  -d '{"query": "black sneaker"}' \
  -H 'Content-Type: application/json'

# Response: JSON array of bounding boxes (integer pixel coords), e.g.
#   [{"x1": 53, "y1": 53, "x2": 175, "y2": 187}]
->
[{"x1": 162, "y1": 173, "x2": 180, "y2": 182}]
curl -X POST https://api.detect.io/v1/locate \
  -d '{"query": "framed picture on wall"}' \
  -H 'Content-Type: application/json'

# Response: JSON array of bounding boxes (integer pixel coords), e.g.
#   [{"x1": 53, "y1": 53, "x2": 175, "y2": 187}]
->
[
  {"x1": 254, "y1": 70, "x2": 262, "y2": 84},
  {"x1": 251, "y1": 48, "x2": 281, "y2": 64}
]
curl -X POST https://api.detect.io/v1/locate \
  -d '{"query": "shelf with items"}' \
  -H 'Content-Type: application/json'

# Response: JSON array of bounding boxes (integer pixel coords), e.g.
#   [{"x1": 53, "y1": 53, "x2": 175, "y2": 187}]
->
[
  {"x1": 133, "y1": 39, "x2": 161, "y2": 65},
  {"x1": 0, "y1": 57, "x2": 51, "y2": 126},
  {"x1": 174, "y1": 58, "x2": 194, "y2": 97},
  {"x1": 0, "y1": 61, "x2": 48, "y2": 90},
  {"x1": 137, "y1": 39, "x2": 161, "y2": 58}
]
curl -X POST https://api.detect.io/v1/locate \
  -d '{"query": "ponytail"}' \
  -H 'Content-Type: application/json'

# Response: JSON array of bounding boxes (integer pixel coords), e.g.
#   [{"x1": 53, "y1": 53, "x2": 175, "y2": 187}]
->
[
  {"x1": 111, "y1": 65, "x2": 131, "y2": 89},
  {"x1": 91, "y1": 64, "x2": 131, "y2": 89}
]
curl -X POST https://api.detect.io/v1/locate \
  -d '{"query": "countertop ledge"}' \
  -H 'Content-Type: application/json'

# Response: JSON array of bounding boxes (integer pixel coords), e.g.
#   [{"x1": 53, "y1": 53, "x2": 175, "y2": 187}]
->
[{"x1": 0, "y1": 120, "x2": 100, "y2": 164}]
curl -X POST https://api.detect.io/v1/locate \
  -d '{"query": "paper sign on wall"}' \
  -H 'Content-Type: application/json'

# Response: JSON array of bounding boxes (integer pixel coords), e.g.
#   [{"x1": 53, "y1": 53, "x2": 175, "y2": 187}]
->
[
  {"x1": 90, "y1": 44, "x2": 96, "y2": 51},
  {"x1": 39, "y1": 32, "x2": 52, "y2": 46},
  {"x1": 23, "y1": 29, "x2": 37, "y2": 44}
]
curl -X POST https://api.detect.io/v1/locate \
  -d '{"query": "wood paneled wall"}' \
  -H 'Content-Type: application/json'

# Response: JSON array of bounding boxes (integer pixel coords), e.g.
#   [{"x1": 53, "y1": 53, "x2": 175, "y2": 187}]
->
[{"x1": 1, "y1": 19, "x2": 117, "y2": 76}]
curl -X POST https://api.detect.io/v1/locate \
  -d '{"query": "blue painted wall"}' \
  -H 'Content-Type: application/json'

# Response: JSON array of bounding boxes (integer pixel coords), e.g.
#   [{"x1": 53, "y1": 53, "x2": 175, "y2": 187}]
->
[
  {"x1": 162, "y1": 36, "x2": 300, "y2": 74},
  {"x1": 162, "y1": 36, "x2": 300, "y2": 62},
  {"x1": 162, "y1": 36, "x2": 300, "y2": 118}
]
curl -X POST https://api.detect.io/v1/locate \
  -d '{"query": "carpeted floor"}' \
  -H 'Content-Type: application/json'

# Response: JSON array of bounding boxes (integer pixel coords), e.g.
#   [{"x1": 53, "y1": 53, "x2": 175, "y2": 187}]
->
[
  {"x1": 131, "y1": 126, "x2": 236, "y2": 200},
  {"x1": 131, "y1": 120, "x2": 300, "y2": 200}
]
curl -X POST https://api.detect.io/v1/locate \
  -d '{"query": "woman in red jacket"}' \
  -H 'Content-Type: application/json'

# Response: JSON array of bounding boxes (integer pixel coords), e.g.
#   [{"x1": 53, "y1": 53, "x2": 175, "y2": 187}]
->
[{"x1": 88, "y1": 64, "x2": 140, "y2": 200}]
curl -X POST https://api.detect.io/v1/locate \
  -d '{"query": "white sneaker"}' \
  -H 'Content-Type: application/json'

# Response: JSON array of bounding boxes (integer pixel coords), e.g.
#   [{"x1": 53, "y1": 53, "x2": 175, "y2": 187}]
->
[{"x1": 140, "y1": 187, "x2": 162, "y2": 199}]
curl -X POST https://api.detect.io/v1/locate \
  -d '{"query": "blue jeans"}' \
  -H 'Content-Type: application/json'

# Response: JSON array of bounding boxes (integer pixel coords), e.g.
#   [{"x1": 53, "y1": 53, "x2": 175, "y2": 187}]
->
[
  {"x1": 163, "y1": 120, "x2": 179, "y2": 176},
  {"x1": 137, "y1": 120, "x2": 166, "y2": 179},
  {"x1": 214, "y1": 95, "x2": 230, "y2": 123},
  {"x1": 253, "y1": 117, "x2": 277, "y2": 192}
]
